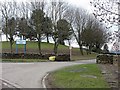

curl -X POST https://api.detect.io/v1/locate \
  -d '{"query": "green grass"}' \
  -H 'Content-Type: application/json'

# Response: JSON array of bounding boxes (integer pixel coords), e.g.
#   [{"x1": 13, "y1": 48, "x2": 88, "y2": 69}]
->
[
  {"x1": 49, "y1": 64, "x2": 110, "y2": 88},
  {"x1": 71, "y1": 52, "x2": 97, "y2": 60},
  {"x1": 2, "y1": 41, "x2": 98, "y2": 60},
  {"x1": 2, "y1": 41, "x2": 68, "y2": 50},
  {"x1": 2, "y1": 59, "x2": 48, "y2": 62}
]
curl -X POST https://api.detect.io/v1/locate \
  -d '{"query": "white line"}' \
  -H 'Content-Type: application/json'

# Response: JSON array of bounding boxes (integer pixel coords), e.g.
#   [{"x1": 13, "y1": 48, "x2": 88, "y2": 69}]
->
[
  {"x1": 42, "y1": 73, "x2": 49, "y2": 89},
  {"x1": 3, "y1": 82, "x2": 12, "y2": 88},
  {"x1": 0, "y1": 78, "x2": 22, "y2": 88},
  {"x1": 4, "y1": 63, "x2": 35, "y2": 64},
  {"x1": 3, "y1": 82, "x2": 8, "y2": 86}
]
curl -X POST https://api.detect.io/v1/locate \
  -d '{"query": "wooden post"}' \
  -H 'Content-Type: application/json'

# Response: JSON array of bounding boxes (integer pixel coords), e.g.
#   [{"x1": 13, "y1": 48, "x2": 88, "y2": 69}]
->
[{"x1": 69, "y1": 44, "x2": 72, "y2": 60}]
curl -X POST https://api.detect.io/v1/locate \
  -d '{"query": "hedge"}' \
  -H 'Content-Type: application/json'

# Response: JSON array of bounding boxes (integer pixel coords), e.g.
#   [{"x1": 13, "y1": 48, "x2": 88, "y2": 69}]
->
[{"x1": 1, "y1": 53, "x2": 70, "y2": 61}]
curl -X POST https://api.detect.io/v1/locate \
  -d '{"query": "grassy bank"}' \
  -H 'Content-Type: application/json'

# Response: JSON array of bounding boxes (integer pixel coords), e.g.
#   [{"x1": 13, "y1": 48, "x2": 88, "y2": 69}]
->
[
  {"x1": 2, "y1": 41, "x2": 97, "y2": 60},
  {"x1": 47, "y1": 64, "x2": 110, "y2": 88},
  {"x1": 2, "y1": 41, "x2": 68, "y2": 50}
]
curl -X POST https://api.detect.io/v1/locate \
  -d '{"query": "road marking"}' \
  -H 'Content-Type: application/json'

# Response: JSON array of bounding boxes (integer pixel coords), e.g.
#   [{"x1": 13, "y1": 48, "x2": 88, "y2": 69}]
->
[
  {"x1": 3, "y1": 82, "x2": 8, "y2": 86},
  {"x1": 3, "y1": 82, "x2": 12, "y2": 88},
  {"x1": 8, "y1": 63, "x2": 35, "y2": 64},
  {"x1": 42, "y1": 73, "x2": 49, "y2": 89},
  {"x1": 0, "y1": 78, "x2": 22, "y2": 88}
]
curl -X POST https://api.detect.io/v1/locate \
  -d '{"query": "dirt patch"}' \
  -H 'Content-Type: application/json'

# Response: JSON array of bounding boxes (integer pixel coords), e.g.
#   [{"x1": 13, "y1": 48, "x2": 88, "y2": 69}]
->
[{"x1": 98, "y1": 64, "x2": 119, "y2": 89}]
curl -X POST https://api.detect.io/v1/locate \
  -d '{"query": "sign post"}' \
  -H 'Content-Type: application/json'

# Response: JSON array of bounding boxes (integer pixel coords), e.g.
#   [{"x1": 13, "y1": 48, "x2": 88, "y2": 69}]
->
[{"x1": 16, "y1": 39, "x2": 26, "y2": 54}]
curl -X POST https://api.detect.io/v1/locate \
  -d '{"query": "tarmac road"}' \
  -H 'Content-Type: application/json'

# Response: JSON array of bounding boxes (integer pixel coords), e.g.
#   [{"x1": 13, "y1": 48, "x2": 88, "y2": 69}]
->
[{"x1": 1, "y1": 60, "x2": 95, "y2": 88}]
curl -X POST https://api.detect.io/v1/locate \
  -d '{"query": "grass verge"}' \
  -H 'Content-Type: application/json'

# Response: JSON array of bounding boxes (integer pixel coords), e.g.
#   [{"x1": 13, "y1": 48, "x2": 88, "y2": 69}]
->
[
  {"x1": 46, "y1": 64, "x2": 110, "y2": 88},
  {"x1": 2, "y1": 59, "x2": 48, "y2": 62}
]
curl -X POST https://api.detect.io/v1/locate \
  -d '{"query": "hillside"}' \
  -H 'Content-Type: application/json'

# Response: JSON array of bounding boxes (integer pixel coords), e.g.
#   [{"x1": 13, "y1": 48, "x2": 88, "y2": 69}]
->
[{"x1": 2, "y1": 41, "x2": 97, "y2": 60}]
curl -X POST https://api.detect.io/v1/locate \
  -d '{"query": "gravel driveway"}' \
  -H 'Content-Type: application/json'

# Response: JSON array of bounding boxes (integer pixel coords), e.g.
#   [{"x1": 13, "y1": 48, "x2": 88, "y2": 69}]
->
[{"x1": 1, "y1": 60, "x2": 95, "y2": 88}]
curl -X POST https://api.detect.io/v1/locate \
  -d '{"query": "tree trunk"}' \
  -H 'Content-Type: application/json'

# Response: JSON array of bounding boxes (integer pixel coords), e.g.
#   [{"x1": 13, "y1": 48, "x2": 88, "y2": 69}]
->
[
  {"x1": 23, "y1": 35, "x2": 26, "y2": 40},
  {"x1": 6, "y1": 34, "x2": 8, "y2": 42},
  {"x1": 46, "y1": 34, "x2": 49, "y2": 43},
  {"x1": 54, "y1": 41, "x2": 58, "y2": 55},
  {"x1": 59, "y1": 39, "x2": 65, "y2": 45},
  {"x1": 79, "y1": 44, "x2": 84, "y2": 55},
  {"x1": 54, "y1": 38, "x2": 59, "y2": 55},
  {"x1": 78, "y1": 41, "x2": 84, "y2": 55},
  {"x1": 5, "y1": 19, "x2": 9, "y2": 42},
  {"x1": 10, "y1": 40, "x2": 13, "y2": 53},
  {"x1": 38, "y1": 34, "x2": 42, "y2": 55},
  {"x1": 86, "y1": 46, "x2": 89, "y2": 55},
  {"x1": 88, "y1": 45, "x2": 92, "y2": 54},
  {"x1": 96, "y1": 44, "x2": 101, "y2": 53}
]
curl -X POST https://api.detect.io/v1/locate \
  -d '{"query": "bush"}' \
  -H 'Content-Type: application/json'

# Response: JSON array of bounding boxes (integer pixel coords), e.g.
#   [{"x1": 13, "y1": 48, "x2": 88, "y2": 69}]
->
[{"x1": 96, "y1": 54, "x2": 113, "y2": 64}]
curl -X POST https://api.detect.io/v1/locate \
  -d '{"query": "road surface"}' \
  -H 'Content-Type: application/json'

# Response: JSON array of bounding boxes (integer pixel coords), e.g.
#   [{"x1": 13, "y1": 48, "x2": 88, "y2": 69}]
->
[{"x1": 1, "y1": 60, "x2": 95, "y2": 88}]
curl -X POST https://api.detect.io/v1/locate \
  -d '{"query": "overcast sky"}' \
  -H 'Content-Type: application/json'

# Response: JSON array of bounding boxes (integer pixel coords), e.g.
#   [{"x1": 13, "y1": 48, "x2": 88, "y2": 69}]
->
[
  {"x1": 0, "y1": 0, "x2": 93, "y2": 28},
  {"x1": 0, "y1": 0, "x2": 93, "y2": 12}
]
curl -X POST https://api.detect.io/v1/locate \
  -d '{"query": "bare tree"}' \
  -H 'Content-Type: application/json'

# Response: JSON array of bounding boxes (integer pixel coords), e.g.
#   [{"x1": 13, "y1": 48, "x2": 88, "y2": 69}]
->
[
  {"x1": 63, "y1": 6, "x2": 75, "y2": 25},
  {"x1": 90, "y1": 0, "x2": 120, "y2": 48},
  {"x1": 50, "y1": 1, "x2": 59, "y2": 54},
  {"x1": 30, "y1": 0, "x2": 46, "y2": 11},
  {"x1": 18, "y1": 2, "x2": 30, "y2": 19},
  {"x1": 48, "y1": 0, "x2": 68, "y2": 54},
  {"x1": 0, "y1": 2, "x2": 10, "y2": 41},
  {"x1": 0, "y1": 1, "x2": 18, "y2": 41},
  {"x1": 73, "y1": 8, "x2": 88, "y2": 55},
  {"x1": 6, "y1": 17, "x2": 16, "y2": 53},
  {"x1": 64, "y1": 7, "x2": 89, "y2": 55},
  {"x1": 81, "y1": 16, "x2": 107, "y2": 54},
  {"x1": 90, "y1": 0, "x2": 120, "y2": 26}
]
